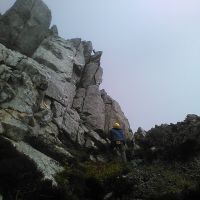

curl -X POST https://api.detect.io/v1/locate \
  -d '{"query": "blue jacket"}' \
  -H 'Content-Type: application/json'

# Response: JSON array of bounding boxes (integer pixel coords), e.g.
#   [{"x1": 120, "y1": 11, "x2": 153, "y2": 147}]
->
[{"x1": 109, "y1": 128, "x2": 125, "y2": 141}]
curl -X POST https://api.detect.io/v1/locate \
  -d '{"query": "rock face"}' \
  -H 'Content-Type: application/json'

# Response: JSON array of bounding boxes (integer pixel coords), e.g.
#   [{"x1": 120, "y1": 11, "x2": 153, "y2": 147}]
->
[{"x1": 0, "y1": 0, "x2": 132, "y2": 185}]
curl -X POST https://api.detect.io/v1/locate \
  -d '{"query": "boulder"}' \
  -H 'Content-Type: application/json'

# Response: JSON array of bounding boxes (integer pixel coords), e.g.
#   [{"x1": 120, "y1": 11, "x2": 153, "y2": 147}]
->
[{"x1": 0, "y1": 0, "x2": 51, "y2": 56}]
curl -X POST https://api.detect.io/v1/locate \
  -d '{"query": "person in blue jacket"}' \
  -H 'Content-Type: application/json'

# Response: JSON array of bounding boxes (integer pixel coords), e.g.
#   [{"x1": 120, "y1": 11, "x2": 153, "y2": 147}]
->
[{"x1": 109, "y1": 122, "x2": 127, "y2": 162}]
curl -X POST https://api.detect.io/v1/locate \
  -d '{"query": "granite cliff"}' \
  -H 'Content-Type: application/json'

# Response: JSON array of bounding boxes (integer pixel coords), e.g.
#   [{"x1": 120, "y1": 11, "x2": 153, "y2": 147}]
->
[{"x1": 0, "y1": 0, "x2": 132, "y2": 186}]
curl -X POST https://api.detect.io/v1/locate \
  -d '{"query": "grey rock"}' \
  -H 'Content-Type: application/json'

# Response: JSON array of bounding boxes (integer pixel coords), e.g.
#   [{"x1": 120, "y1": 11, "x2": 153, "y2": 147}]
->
[
  {"x1": 12, "y1": 140, "x2": 63, "y2": 185},
  {"x1": 62, "y1": 112, "x2": 79, "y2": 142},
  {"x1": 0, "y1": 109, "x2": 29, "y2": 141},
  {"x1": 0, "y1": 0, "x2": 52, "y2": 56},
  {"x1": 80, "y1": 63, "x2": 100, "y2": 88},
  {"x1": 72, "y1": 88, "x2": 86, "y2": 112},
  {"x1": 33, "y1": 36, "x2": 75, "y2": 78},
  {"x1": 0, "y1": 82, "x2": 16, "y2": 103},
  {"x1": 185, "y1": 114, "x2": 199, "y2": 122},
  {"x1": 0, "y1": 65, "x2": 12, "y2": 81},
  {"x1": 77, "y1": 126, "x2": 85, "y2": 146},
  {"x1": 34, "y1": 109, "x2": 53, "y2": 126},
  {"x1": 1, "y1": 70, "x2": 38, "y2": 114},
  {"x1": 70, "y1": 38, "x2": 81, "y2": 49},
  {"x1": 82, "y1": 41, "x2": 93, "y2": 64},
  {"x1": 95, "y1": 66, "x2": 103, "y2": 86},
  {"x1": 45, "y1": 71, "x2": 76, "y2": 107},
  {"x1": 0, "y1": 43, "x2": 25, "y2": 67},
  {"x1": 101, "y1": 89, "x2": 132, "y2": 139},
  {"x1": 33, "y1": 36, "x2": 85, "y2": 83},
  {"x1": 96, "y1": 155, "x2": 107, "y2": 163},
  {"x1": 29, "y1": 122, "x2": 74, "y2": 162},
  {"x1": 82, "y1": 85, "x2": 105, "y2": 132},
  {"x1": 0, "y1": 122, "x2": 4, "y2": 134},
  {"x1": 52, "y1": 101, "x2": 66, "y2": 118},
  {"x1": 50, "y1": 25, "x2": 58, "y2": 36},
  {"x1": 88, "y1": 130, "x2": 107, "y2": 145},
  {"x1": 54, "y1": 110, "x2": 79, "y2": 142},
  {"x1": 90, "y1": 51, "x2": 103, "y2": 64},
  {"x1": 136, "y1": 127, "x2": 146, "y2": 136},
  {"x1": 89, "y1": 155, "x2": 96, "y2": 162},
  {"x1": 85, "y1": 138, "x2": 97, "y2": 149}
]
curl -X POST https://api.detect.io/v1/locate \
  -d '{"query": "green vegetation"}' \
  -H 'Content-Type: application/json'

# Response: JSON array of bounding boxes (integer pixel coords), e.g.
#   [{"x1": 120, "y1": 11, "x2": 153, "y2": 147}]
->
[{"x1": 56, "y1": 160, "x2": 200, "y2": 200}]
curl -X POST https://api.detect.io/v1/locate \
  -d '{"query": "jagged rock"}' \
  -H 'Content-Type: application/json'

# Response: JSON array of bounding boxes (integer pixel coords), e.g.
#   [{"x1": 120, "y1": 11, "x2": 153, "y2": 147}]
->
[
  {"x1": 89, "y1": 155, "x2": 97, "y2": 162},
  {"x1": 134, "y1": 115, "x2": 200, "y2": 161},
  {"x1": 52, "y1": 101, "x2": 65, "y2": 118},
  {"x1": 12, "y1": 140, "x2": 63, "y2": 185},
  {"x1": 54, "y1": 110, "x2": 80, "y2": 142},
  {"x1": 0, "y1": 109, "x2": 29, "y2": 141},
  {"x1": 28, "y1": 122, "x2": 74, "y2": 162},
  {"x1": 95, "y1": 66, "x2": 103, "y2": 86},
  {"x1": 50, "y1": 25, "x2": 58, "y2": 36},
  {"x1": 80, "y1": 63, "x2": 102, "y2": 88},
  {"x1": 134, "y1": 127, "x2": 146, "y2": 140},
  {"x1": 0, "y1": 122, "x2": 4, "y2": 134},
  {"x1": 46, "y1": 72, "x2": 76, "y2": 106},
  {"x1": 1, "y1": 70, "x2": 38, "y2": 114},
  {"x1": 0, "y1": 0, "x2": 51, "y2": 56},
  {"x1": 77, "y1": 126, "x2": 86, "y2": 146},
  {"x1": 33, "y1": 36, "x2": 85, "y2": 81},
  {"x1": 90, "y1": 51, "x2": 103, "y2": 64},
  {"x1": 88, "y1": 130, "x2": 107, "y2": 145},
  {"x1": 185, "y1": 114, "x2": 199, "y2": 123},
  {"x1": 82, "y1": 41, "x2": 93, "y2": 64},
  {"x1": 72, "y1": 88, "x2": 86, "y2": 112},
  {"x1": 0, "y1": 43, "x2": 25, "y2": 67},
  {"x1": 82, "y1": 85, "x2": 105, "y2": 132},
  {"x1": 85, "y1": 138, "x2": 97, "y2": 149},
  {"x1": 101, "y1": 89, "x2": 132, "y2": 139}
]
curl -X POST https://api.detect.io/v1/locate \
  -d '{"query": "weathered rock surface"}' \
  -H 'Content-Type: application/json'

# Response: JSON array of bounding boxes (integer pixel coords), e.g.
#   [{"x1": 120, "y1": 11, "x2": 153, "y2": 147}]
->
[
  {"x1": 101, "y1": 89, "x2": 132, "y2": 138},
  {"x1": 0, "y1": 0, "x2": 51, "y2": 56},
  {"x1": 12, "y1": 140, "x2": 63, "y2": 185},
  {"x1": 0, "y1": 0, "x2": 133, "y2": 192}
]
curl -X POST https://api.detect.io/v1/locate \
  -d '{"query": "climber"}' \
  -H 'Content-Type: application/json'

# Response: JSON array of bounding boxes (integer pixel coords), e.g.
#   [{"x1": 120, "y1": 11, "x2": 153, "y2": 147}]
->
[{"x1": 109, "y1": 122, "x2": 127, "y2": 162}]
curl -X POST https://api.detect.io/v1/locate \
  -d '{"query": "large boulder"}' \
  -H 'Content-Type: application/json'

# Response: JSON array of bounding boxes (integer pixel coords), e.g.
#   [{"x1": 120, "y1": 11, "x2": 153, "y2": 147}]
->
[{"x1": 0, "y1": 0, "x2": 51, "y2": 56}]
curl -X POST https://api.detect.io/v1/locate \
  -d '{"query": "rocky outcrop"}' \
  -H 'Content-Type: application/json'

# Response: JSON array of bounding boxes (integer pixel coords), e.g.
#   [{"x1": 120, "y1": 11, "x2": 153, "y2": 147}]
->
[
  {"x1": 101, "y1": 89, "x2": 132, "y2": 138},
  {"x1": 0, "y1": 0, "x2": 132, "y2": 186},
  {"x1": 0, "y1": 0, "x2": 51, "y2": 56},
  {"x1": 133, "y1": 114, "x2": 200, "y2": 161}
]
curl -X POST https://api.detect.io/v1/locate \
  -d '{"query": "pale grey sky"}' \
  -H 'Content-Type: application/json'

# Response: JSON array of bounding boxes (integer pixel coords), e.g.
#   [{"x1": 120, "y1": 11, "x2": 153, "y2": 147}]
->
[{"x1": 1, "y1": 0, "x2": 200, "y2": 131}]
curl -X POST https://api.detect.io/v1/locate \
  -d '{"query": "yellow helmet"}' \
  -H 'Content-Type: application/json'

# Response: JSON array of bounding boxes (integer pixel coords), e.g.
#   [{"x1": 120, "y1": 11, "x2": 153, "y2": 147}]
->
[{"x1": 113, "y1": 122, "x2": 120, "y2": 129}]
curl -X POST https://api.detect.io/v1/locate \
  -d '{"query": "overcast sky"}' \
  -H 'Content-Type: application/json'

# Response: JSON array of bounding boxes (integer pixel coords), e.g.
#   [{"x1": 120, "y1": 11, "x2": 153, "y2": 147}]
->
[{"x1": 1, "y1": 0, "x2": 200, "y2": 131}]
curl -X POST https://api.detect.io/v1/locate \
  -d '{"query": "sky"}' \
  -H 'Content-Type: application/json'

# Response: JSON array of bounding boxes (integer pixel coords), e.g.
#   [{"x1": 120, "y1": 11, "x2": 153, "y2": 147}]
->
[{"x1": 1, "y1": 0, "x2": 200, "y2": 132}]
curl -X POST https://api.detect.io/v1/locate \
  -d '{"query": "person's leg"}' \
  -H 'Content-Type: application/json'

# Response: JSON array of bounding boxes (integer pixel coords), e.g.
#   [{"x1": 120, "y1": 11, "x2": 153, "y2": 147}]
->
[{"x1": 120, "y1": 145, "x2": 127, "y2": 163}]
